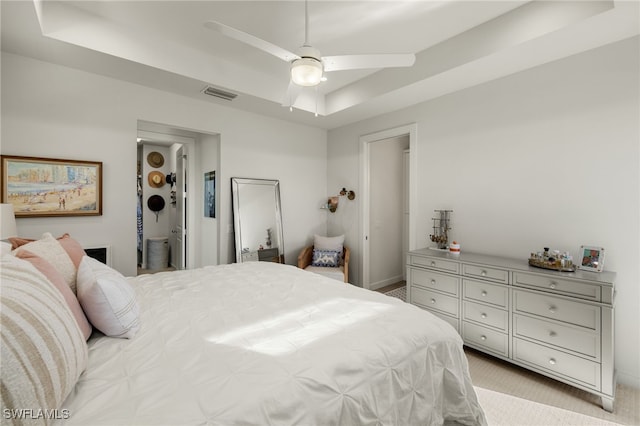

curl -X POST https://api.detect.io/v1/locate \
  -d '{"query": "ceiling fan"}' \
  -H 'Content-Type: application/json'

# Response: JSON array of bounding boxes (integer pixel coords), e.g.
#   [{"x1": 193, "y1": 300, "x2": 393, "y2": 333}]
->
[{"x1": 204, "y1": 1, "x2": 416, "y2": 110}]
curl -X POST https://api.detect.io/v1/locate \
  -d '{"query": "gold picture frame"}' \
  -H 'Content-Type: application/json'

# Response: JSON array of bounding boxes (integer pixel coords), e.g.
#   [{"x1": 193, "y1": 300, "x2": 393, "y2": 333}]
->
[{"x1": 1, "y1": 155, "x2": 102, "y2": 218}]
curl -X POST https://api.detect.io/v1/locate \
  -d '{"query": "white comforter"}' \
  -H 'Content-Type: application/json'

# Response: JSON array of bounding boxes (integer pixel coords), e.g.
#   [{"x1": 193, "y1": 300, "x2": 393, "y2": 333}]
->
[{"x1": 60, "y1": 262, "x2": 486, "y2": 425}]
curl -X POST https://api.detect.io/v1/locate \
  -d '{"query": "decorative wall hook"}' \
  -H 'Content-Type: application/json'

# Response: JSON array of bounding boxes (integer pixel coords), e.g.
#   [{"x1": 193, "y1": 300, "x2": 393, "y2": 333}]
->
[
  {"x1": 327, "y1": 196, "x2": 339, "y2": 212},
  {"x1": 339, "y1": 188, "x2": 356, "y2": 200},
  {"x1": 321, "y1": 189, "x2": 355, "y2": 213}
]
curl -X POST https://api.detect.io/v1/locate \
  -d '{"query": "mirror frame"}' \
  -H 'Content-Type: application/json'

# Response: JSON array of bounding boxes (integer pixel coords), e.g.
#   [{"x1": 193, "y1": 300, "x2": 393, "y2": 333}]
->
[{"x1": 231, "y1": 177, "x2": 285, "y2": 264}]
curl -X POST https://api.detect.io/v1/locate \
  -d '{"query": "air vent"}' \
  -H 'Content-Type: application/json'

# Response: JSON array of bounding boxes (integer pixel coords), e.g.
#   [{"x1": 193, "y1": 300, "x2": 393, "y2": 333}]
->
[{"x1": 202, "y1": 86, "x2": 237, "y2": 101}]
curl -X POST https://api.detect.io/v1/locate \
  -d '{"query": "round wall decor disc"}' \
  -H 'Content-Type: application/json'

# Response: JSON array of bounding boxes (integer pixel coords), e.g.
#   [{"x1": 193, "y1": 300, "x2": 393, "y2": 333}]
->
[
  {"x1": 147, "y1": 151, "x2": 164, "y2": 168},
  {"x1": 147, "y1": 194, "x2": 166, "y2": 222},
  {"x1": 148, "y1": 171, "x2": 165, "y2": 188}
]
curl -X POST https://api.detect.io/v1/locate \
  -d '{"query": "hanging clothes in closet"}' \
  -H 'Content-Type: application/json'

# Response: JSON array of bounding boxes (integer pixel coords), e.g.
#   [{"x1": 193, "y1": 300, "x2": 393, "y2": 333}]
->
[{"x1": 137, "y1": 175, "x2": 143, "y2": 255}]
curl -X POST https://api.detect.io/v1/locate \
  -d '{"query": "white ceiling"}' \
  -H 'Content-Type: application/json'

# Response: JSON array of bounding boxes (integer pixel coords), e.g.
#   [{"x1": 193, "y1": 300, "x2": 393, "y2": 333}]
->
[{"x1": 1, "y1": 1, "x2": 638, "y2": 129}]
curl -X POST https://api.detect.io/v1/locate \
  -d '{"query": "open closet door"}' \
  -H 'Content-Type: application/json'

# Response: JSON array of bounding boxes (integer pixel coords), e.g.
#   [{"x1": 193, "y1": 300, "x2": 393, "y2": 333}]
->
[{"x1": 175, "y1": 146, "x2": 187, "y2": 269}]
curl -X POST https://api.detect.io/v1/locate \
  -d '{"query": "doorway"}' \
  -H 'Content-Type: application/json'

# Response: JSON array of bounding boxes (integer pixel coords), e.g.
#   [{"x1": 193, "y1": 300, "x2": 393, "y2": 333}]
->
[
  {"x1": 136, "y1": 121, "x2": 220, "y2": 274},
  {"x1": 136, "y1": 140, "x2": 187, "y2": 274},
  {"x1": 359, "y1": 124, "x2": 417, "y2": 290}
]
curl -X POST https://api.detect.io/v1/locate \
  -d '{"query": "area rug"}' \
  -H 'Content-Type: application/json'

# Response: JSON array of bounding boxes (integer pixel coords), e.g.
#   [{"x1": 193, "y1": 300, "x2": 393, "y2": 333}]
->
[
  {"x1": 383, "y1": 286, "x2": 406, "y2": 302},
  {"x1": 475, "y1": 387, "x2": 624, "y2": 426}
]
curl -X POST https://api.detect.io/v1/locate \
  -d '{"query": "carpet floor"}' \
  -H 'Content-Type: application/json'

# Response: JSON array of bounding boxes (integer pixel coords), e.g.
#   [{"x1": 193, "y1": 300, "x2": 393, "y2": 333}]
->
[{"x1": 382, "y1": 286, "x2": 640, "y2": 425}]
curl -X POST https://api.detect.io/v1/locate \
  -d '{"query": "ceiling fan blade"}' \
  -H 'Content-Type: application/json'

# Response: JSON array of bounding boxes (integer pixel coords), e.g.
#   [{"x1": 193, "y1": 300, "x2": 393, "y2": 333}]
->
[
  {"x1": 282, "y1": 81, "x2": 303, "y2": 108},
  {"x1": 204, "y1": 21, "x2": 299, "y2": 63},
  {"x1": 322, "y1": 54, "x2": 415, "y2": 72}
]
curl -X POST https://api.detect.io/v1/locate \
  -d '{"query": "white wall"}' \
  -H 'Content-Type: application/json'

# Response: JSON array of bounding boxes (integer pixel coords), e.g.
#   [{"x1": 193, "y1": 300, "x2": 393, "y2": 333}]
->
[
  {"x1": 369, "y1": 135, "x2": 409, "y2": 289},
  {"x1": 1, "y1": 52, "x2": 328, "y2": 276},
  {"x1": 199, "y1": 133, "x2": 220, "y2": 266},
  {"x1": 328, "y1": 37, "x2": 640, "y2": 387}
]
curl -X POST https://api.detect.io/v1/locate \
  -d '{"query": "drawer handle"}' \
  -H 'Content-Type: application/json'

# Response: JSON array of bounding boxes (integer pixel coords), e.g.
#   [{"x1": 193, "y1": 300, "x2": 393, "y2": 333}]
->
[
  {"x1": 549, "y1": 358, "x2": 556, "y2": 365},
  {"x1": 431, "y1": 261, "x2": 436, "y2": 266},
  {"x1": 481, "y1": 313, "x2": 487, "y2": 319},
  {"x1": 549, "y1": 281, "x2": 557, "y2": 289},
  {"x1": 481, "y1": 291, "x2": 488, "y2": 297},
  {"x1": 431, "y1": 298, "x2": 436, "y2": 304},
  {"x1": 548, "y1": 306, "x2": 556, "y2": 314},
  {"x1": 549, "y1": 331, "x2": 557, "y2": 337},
  {"x1": 481, "y1": 270, "x2": 487, "y2": 277},
  {"x1": 431, "y1": 279, "x2": 436, "y2": 285},
  {"x1": 480, "y1": 335, "x2": 487, "y2": 341}
]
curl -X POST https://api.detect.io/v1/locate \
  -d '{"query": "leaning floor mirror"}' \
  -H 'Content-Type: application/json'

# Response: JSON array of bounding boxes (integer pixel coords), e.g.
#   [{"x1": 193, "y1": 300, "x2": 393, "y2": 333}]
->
[{"x1": 231, "y1": 177, "x2": 285, "y2": 263}]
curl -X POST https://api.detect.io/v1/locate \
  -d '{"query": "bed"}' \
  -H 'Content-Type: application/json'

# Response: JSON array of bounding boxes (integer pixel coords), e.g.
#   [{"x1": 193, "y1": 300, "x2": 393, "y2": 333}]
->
[{"x1": 1, "y1": 246, "x2": 486, "y2": 426}]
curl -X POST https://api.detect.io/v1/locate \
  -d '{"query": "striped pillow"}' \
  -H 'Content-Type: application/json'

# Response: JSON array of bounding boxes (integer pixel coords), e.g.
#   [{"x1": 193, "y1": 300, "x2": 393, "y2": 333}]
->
[
  {"x1": 0, "y1": 254, "x2": 88, "y2": 424},
  {"x1": 77, "y1": 256, "x2": 140, "y2": 339}
]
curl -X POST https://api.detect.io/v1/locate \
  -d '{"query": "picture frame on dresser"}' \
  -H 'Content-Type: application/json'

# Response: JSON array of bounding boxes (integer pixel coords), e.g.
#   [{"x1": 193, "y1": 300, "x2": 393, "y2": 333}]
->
[{"x1": 578, "y1": 245, "x2": 605, "y2": 272}]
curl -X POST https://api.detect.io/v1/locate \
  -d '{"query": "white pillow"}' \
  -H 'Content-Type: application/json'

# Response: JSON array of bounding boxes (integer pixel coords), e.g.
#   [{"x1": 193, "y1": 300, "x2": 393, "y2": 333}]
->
[
  {"x1": 314, "y1": 234, "x2": 345, "y2": 251},
  {"x1": 0, "y1": 241, "x2": 11, "y2": 256},
  {"x1": 77, "y1": 256, "x2": 140, "y2": 338},
  {"x1": 12, "y1": 232, "x2": 77, "y2": 292}
]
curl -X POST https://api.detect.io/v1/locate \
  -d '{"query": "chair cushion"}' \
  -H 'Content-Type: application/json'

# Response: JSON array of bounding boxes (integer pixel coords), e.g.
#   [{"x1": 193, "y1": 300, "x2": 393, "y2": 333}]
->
[
  {"x1": 313, "y1": 234, "x2": 344, "y2": 251},
  {"x1": 311, "y1": 249, "x2": 341, "y2": 267},
  {"x1": 304, "y1": 265, "x2": 345, "y2": 282}
]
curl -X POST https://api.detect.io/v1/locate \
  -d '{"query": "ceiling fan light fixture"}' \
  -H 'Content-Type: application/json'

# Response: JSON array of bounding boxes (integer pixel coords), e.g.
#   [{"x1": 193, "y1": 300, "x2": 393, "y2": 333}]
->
[{"x1": 291, "y1": 58, "x2": 323, "y2": 87}]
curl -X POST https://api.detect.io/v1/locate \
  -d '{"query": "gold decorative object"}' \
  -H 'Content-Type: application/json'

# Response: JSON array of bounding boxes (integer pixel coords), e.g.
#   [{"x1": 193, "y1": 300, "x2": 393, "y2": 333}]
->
[
  {"x1": 327, "y1": 196, "x2": 339, "y2": 213},
  {"x1": 339, "y1": 188, "x2": 356, "y2": 200},
  {"x1": 528, "y1": 247, "x2": 575, "y2": 272}
]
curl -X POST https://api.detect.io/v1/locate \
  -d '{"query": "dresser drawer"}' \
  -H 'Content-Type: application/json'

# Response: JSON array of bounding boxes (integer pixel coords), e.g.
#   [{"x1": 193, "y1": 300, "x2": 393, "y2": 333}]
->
[
  {"x1": 462, "y1": 322, "x2": 508, "y2": 357},
  {"x1": 410, "y1": 268, "x2": 459, "y2": 296},
  {"x1": 513, "y1": 290, "x2": 600, "y2": 330},
  {"x1": 463, "y1": 279, "x2": 508, "y2": 308},
  {"x1": 513, "y1": 338, "x2": 600, "y2": 390},
  {"x1": 423, "y1": 309, "x2": 459, "y2": 334},
  {"x1": 463, "y1": 301, "x2": 508, "y2": 332},
  {"x1": 463, "y1": 264, "x2": 509, "y2": 284},
  {"x1": 514, "y1": 272, "x2": 601, "y2": 301},
  {"x1": 410, "y1": 256, "x2": 459, "y2": 274},
  {"x1": 513, "y1": 314, "x2": 600, "y2": 360},
  {"x1": 241, "y1": 251, "x2": 259, "y2": 262},
  {"x1": 411, "y1": 287, "x2": 459, "y2": 317}
]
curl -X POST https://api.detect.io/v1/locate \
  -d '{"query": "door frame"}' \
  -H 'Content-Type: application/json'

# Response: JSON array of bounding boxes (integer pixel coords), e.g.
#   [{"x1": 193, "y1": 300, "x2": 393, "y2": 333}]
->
[
  {"x1": 359, "y1": 123, "x2": 417, "y2": 290},
  {"x1": 138, "y1": 130, "x2": 196, "y2": 270}
]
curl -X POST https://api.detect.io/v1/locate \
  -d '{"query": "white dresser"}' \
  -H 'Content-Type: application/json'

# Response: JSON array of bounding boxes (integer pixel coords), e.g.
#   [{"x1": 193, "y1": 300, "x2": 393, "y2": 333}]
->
[{"x1": 407, "y1": 248, "x2": 616, "y2": 411}]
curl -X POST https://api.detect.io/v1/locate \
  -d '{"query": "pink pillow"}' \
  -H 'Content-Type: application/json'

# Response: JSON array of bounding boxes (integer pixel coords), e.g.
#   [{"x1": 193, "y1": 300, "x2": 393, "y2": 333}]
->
[
  {"x1": 15, "y1": 250, "x2": 92, "y2": 340},
  {"x1": 9, "y1": 233, "x2": 86, "y2": 268},
  {"x1": 8, "y1": 236, "x2": 35, "y2": 250},
  {"x1": 57, "y1": 233, "x2": 87, "y2": 268}
]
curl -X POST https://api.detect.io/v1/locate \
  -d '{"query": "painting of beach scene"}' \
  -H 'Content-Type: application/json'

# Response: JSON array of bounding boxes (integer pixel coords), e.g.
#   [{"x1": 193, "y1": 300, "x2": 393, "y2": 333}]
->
[{"x1": 1, "y1": 155, "x2": 102, "y2": 217}]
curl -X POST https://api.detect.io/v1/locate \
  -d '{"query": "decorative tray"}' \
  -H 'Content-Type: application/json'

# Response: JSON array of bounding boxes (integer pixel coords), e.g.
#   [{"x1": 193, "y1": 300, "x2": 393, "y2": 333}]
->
[{"x1": 528, "y1": 258, "x2": 576, "y2": 272}]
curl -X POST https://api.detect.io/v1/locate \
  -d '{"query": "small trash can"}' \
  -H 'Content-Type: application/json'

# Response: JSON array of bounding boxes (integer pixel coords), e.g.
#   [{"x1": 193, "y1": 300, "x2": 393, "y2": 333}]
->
[{"x1": 147, "y1": 237, "x2": 169, "y2": 270}]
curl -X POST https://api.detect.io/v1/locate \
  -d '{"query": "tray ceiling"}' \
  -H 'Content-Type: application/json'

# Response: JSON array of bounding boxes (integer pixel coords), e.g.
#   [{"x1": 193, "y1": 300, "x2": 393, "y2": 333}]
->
[{"x1": 1, "y1": 1, "x2": 638, "y2": 129}]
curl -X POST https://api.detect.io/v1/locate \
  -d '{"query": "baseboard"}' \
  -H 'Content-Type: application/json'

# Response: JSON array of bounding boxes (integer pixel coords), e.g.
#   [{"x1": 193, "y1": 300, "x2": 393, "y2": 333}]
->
[
  {"x1": 370, "y1": 274, "x2": 404, "y2": 291},
  {"x1": 617, "y1": 370, "x2": 640, "y2": 390}
]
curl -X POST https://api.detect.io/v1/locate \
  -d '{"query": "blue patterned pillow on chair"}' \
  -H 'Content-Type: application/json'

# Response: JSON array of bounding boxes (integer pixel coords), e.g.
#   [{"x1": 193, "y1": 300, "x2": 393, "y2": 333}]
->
[{"x1": 311, "y1": 249, "x2": 341, "y2": 267}]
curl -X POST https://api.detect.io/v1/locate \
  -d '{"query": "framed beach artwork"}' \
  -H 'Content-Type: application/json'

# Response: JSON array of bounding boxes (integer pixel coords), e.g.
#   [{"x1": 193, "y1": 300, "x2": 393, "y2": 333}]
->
[{"x1": 1, "y1": 155, "x2": 102, "y2": 218}]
